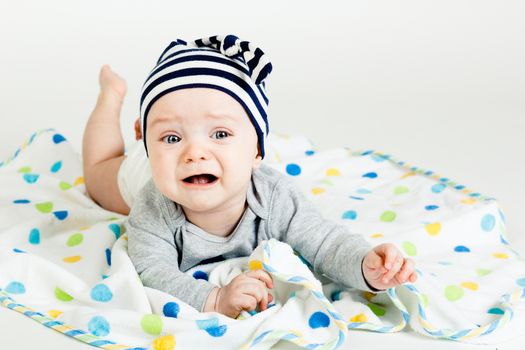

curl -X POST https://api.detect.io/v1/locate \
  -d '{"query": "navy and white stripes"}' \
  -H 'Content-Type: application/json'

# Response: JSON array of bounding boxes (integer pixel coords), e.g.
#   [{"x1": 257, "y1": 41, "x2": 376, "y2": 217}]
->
[{"x1": 140, "y1": 34, "x2": 273, "y2": 158}]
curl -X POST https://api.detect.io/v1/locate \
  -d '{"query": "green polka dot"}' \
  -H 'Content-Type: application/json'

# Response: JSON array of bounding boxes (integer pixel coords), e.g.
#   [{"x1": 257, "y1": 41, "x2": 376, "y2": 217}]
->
[
  {"x1": 141, "y1": 314, "x2": 162, "y2": 335},
  {"x1": 67, "y1": 233, "x2": 84, "y2": 247},
  {"x1": 445, "y1": 285, "x2": 464, "y2": 301},
  {"x1": 421, "y1": 294, "x2": 429, "y2": 308},
  {"x1": 476, "y1": 268, "x2": 492, "y2": 277},
  {"x1": 402, "y1": 241, "x2": 417, "y2": 256},
  {"x1": 59, "y1": 181, "x2": 72, "y2": 190},
  {"x1": 367, "y1": 303, "x2": 386, "y2": 317},
  {"x1": 18, "y1": 166, "x2": 32, "y2": 174},
  {"x1": 55, "y1": 287, "x2": 73, "y2": 302},
  {"x1": 380, "y1": 211, "x2": 396, "y2": 222},
  {"x1": 35, "y1": 202, "x2": 53, "y2": 213},
  {"x1": 394, "y1": 186, "x2": 409, "y2": 195}
]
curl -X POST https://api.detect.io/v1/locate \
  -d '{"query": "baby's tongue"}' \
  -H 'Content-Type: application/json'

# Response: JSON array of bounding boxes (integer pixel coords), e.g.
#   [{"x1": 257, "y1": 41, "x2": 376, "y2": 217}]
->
[{"x1": 189, "y1": 175, "x2": 212, "y2": 184}]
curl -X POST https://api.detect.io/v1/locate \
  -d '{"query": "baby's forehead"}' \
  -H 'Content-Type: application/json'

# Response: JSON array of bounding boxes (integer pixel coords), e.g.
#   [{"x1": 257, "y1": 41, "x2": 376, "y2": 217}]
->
[{"x1": 147, "y1": 111, "x2": 245, "y2": 128}]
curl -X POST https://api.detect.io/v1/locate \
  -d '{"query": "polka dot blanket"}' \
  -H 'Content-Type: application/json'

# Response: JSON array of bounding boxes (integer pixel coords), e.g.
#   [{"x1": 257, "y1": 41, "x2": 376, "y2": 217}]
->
[{"x1": 1, "y1": 129, "x2": 524, "y2": 349}]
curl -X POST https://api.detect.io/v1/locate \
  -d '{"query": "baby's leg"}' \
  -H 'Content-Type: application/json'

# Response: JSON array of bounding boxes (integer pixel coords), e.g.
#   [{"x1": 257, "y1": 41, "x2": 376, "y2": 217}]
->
[{"x1": 82, "y1": 65, "x2": 130, "y2": 215}]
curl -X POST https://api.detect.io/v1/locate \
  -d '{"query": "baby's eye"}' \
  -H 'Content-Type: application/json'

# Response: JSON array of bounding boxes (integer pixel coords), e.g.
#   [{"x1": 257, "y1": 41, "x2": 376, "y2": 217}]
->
[
  {"x1": 162, "y1": 134, "x2": 181, "y2": 144},
  {"x1": 212, "y1": 130, "x2": 230, "y2": 140}
]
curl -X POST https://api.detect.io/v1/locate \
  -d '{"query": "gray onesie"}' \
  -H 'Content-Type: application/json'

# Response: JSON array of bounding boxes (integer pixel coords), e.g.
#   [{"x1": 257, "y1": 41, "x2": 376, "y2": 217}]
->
[{"x1": 126, "y1": 163, "x2": 374, "y2": 312}]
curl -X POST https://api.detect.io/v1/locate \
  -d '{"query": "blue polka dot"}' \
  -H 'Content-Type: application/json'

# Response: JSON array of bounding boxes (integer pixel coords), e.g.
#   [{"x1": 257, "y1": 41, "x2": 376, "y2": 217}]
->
[
  {"x1": 309, "y1": 311, "x2": 330, "y2": 328},
  {"x1": 305, "y1": 150, "x2": 315, "y2": 156},
  {"x1": 23, "y1": 173, "x2": 39, "y2": 184},
  {"x1": 13, "y1": 248, "x2": 26, "y2": 253},
  {"x1": 356, "y1": 188, "x2": 372, "y2": 195},
  {"x1": 50, "y1": 161, "x2": 62, "y2": 173},
  {"x1": 88, "y1": 316, "x2": 110, "y2": 337},
  {"x1": 286, "y1": 163, "x2": 302, "y2": 176},
  {"x1": 163, "y1": 302, "x2": 180, "y2": 318},
  {"x1": 105, "y1": 249, "x2": 111, "y2": 266},
  {"x1": 362, "y1": 172, "x2": 377, "y2": 179},
  {"x1": 425, "y1": 205, "x2": 439, "y2": 211},
  {"x1": 516, "y1": 278, "x2": 525, "y2": 287},
  {"x1": 196, "y1": 317, "x2": 218, "y2": 329},
  {"x1": 52, "y1": 134, "x2": 66, "y2": 144},
  {"x1": 431, "y1": 183, "x2": 446, "y2": 193},
  {"x1": 6, "y1": 281, "x2": 26, "y2": 294},
  {"x1": 90, "y1": 284, "x2": 113, "y2": 302},
  {"x1": 108, "y1": 224, "x2": 121, "y2": 239},
  {"x1": 53, "y1": 211, "x2": 68, "y2": 220},
  {"x1": 454, "y1": 245, "x2": 471, "y2": 253},
  {"x1": 481, "y1": 214, "x2": 496, "y2": 232},
  {"x1": 349, "y1": 196, "x2": 364, "y2": 201},
  {"x1": 28, "y1": 228, "x2": 40, "y2": 245},
  {"x1": 13, "y1": 199, "x2": 31, "y2": 204},
  {"x1": 193, "y1": 271, "x2": 208, "y2": 281},
  {"x1": 342, "y1": 210, "x2": 357, "y2": 220},
  {"x1": 371, "y1": 155, "x2": 388, "y2": 162},
  {"x1": 331, "y1": 291, "x2": 342, "y2": 301},
  {"x1": 488, "y1": 308, "x2": 504, "y2": 315},
  {"x1": 205, "y1": 325, "x2": 227, "y2": 337}
]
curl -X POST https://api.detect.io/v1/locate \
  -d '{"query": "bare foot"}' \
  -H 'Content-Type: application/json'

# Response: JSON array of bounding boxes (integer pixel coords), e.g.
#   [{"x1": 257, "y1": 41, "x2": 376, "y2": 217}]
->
[{"x1": 98, "y1": 64, "x2": 127, "y2": 108}]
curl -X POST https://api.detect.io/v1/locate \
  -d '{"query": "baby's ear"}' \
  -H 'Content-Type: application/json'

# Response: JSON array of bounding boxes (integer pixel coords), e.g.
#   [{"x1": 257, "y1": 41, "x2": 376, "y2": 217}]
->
[{"x1": 252, "y1": 154, "x2": 262, "y2": 169}]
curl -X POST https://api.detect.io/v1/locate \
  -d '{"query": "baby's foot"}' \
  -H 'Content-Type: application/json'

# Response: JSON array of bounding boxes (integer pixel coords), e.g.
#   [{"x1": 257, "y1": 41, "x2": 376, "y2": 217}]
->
[{"x1": 98, "y1": 64, "x2": 127, "y2": 108}]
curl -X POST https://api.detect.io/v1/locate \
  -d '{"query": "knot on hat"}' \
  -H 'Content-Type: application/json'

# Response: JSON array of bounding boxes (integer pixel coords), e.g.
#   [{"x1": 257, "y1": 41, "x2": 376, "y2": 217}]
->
[{"x1": 193, "y1": 34, "x2": 273, "y2": 85}]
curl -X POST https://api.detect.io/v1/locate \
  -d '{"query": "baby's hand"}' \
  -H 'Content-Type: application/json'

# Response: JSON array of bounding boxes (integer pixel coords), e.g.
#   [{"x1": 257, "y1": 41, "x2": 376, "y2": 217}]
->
[
  {"x1": 362, "y1": 243, "x2": 417, "y2": 290},
  {"x1": 213, "y1": 270, "x2": 273, "y2": 318}
]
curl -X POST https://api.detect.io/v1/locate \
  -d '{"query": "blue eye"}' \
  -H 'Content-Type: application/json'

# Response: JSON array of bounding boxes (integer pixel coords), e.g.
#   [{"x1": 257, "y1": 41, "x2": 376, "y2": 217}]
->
[
  {"x1": 212, "y1": 130, "x2": 230, "y2": 140},
  {"x1": 162, "y1": 135, "x2": 181, "y2": 144}
]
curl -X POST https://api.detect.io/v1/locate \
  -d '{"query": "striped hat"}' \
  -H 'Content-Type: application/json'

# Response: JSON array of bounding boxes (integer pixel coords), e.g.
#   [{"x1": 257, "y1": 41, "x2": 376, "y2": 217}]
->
[{"x1": 140, "y1": 34, "x2": 273, "y2": 158}]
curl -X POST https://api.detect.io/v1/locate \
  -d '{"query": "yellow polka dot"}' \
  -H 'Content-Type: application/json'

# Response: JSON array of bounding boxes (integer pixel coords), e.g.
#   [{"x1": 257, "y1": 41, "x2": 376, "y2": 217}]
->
[
  {"x1": 401, "y1": 172, "x2": 416, "y2": 179},
  {"x1": 462, "y1": 189, "x2": 471, "y2": 194},
  {"x1": 461, "y1": 282, "x2": 479, "y2": 291},
  {"x1": 431, "y1": 174, "x2": 440, "y2": 179},
  {"x1": 311, "y1": 187, "x2": 325, "y2": 195},
  {"x1": 79, "y1": 226, "x2": 90, "y2": 231},
  {"x1": 350, "y1": 313, "x2": 368, "y2": 323},
  {"x1": 249, "y1": 260, "x2": 263, "y2": 270},
  {"x1": 370, "y1": 233, "x2": 383, "y2": 238},
  {"x1": 425, "y1": 222, "x2": 441, "y2": 236},
  {"x1": 48, "y1": 310, "x2": 63, "y2": 318},
  {"x1": 493, "y1": 253, "x2": 509, "y2": 259},
  {"x1": 63, "y1": 256, "x2": 81, "y2": 263},
  {"x1": 461, "y1": 198, "x2": 477, "y2": 205},
  {"x1": 326, "y1": 168, "x2": 341, "y2": 176},
  {"x1": 73, "y1": 176, "x2": 84, "y2": 186},
  {"x1": 152, "y1": 335, "x2": 176, "y2": 350},
  {"x1": 362, "y1": 292, "x2": 376, "y2": 301}
]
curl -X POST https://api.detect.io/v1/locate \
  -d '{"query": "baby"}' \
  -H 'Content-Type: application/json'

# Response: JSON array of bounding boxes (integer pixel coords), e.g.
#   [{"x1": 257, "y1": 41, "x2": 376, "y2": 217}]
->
[{"x1": 82, "y1": 34, "x2": 417, "y2": 319}]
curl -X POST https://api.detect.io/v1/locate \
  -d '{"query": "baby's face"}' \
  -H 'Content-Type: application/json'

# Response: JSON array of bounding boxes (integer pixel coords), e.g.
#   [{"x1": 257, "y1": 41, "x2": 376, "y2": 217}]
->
[{"x1": 146, "y1": 88, "x2": 262, "y2": 214}]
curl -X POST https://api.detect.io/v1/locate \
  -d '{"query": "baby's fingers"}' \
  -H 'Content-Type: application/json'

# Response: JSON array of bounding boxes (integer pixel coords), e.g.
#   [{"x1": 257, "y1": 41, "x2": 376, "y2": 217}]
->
[
  {"x1": 396, "y1": 258, "x2": 416, "y2": 283},
  {"x1": 382, "y1": 255, "x2": 403, "y2": 283},
  {"x1": 246, "y1": 269, "x2": 273, "y2": 289}
]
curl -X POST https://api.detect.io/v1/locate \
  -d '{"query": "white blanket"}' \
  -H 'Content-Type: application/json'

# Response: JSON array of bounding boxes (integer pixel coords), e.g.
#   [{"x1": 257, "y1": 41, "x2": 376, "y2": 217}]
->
[{"x1": 1, "y1": 129, "x2": 524, "y2": 349}]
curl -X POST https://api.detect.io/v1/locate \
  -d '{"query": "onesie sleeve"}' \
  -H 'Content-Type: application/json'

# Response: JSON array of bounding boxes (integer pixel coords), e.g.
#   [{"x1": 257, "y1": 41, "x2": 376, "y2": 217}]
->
[
  {"x1": 267, "y1": 175, "x2": 376, "y2": 292},
  {"x1": 125, "y1": 180, "x2": 216, "y2": 311}
]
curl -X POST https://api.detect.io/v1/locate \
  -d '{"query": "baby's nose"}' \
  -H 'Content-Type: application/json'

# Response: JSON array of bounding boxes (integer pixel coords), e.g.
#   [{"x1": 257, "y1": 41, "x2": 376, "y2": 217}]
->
[{"x1": 183, "y1": 142, "x2": 210, "y2": 163}]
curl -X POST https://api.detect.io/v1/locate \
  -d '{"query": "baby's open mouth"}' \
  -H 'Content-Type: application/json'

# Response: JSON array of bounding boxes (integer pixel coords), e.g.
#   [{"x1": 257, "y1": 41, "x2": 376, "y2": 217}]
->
[{"x1": 182, "y1": 174, "x2": 218, "y2": 185}]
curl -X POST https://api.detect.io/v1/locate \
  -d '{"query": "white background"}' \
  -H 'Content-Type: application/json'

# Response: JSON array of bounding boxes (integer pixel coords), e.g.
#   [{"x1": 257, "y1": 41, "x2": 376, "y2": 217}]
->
[{"x1": 0, "y1": 1, "x2": 524, "y2": 349}]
